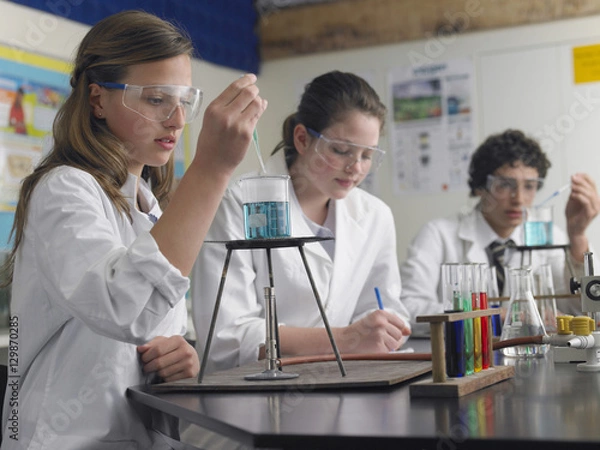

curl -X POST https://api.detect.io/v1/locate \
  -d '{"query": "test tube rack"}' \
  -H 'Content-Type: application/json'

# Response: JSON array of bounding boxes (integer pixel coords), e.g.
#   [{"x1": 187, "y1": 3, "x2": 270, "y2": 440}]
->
[{"x1": 409, "y1": 309, "x2": 514, "y2": 398}]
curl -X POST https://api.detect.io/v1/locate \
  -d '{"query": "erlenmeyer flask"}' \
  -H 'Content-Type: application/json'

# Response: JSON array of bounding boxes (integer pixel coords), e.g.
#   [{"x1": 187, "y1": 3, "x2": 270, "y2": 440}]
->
[{"x1": 500, "y1": 267, "x2": 548, "y2": 357}]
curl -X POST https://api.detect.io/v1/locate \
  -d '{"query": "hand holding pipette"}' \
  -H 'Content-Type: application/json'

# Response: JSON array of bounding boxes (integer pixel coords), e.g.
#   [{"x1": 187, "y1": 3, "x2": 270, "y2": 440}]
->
[
  {"x1": 565, "y1": 174, "x2": 600, "y2": 257},
  {"x1": 535, "y1": 183, "x2": 570, "y2": 207}
]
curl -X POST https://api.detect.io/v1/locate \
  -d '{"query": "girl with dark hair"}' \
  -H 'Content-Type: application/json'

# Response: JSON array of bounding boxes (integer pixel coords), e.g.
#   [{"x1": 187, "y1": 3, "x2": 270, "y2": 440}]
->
[
  {"x1": 401, "y1": 129, "x2": 600, "y2": 335},
  {"x1": 1, "y1": 10, "x2": 266, "y2": 449},
  {"x1": 192, "y1": 71, "x2": 411, "y2": 372}
]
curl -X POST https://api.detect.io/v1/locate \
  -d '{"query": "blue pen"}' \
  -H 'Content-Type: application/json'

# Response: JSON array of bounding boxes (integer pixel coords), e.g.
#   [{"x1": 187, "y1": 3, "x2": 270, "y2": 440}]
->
[{"x1": 374, "y1": 287, "x2": 384, "y2": 310}]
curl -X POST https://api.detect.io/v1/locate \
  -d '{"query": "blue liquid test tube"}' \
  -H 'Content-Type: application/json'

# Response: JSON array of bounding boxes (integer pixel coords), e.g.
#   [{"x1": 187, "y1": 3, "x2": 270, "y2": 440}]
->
[{"x1": 444, "y1": 309, "x2": 465, "y2": 378}]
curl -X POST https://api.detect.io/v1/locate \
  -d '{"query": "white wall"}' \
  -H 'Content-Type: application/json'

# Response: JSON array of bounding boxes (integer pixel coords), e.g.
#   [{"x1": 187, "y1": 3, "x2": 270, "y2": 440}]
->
[{"x1": 257, "y1": 14, "x2": 600, "y2": 264}]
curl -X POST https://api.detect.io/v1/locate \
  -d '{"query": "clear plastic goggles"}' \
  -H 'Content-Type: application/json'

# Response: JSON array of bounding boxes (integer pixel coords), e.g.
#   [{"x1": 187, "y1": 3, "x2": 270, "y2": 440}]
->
[
  {"x1": 486, "y1": 174, "x2": 544, "y2": 199},
  {"x1": 307, "y1": 127, "x2": 385, "y2": 175},
  {"x1": 97, "y1": 82, "x2": 202, "y2": 123}
]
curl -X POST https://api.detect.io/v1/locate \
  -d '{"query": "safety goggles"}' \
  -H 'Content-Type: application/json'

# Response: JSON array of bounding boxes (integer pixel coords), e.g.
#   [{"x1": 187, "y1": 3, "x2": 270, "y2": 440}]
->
[
  {"x1": 97, "y1": 82, "x2": 203, "y2": 123},
  {"x1": 306, "y1": 127, "x2": 385, "y2": 175},
  {"x1": 486, "y1": 174, "x2": 544, "y2": 199}
]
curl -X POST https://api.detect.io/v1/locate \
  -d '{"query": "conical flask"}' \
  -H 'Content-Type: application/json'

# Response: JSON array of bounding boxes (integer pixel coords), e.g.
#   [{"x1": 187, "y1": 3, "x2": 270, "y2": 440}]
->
[{"x1": 500, "y1": 267, "x2": 548, "y2": 357}]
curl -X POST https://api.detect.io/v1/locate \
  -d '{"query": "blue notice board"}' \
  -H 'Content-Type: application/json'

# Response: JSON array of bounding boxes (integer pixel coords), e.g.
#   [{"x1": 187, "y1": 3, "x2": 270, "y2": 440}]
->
[{"x1": 0, "y1": 212, "x2": 13, "y2": 249}]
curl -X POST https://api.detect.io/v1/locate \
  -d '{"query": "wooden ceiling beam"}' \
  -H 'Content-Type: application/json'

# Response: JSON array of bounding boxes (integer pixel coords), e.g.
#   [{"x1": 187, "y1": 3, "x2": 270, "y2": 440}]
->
[{"x1": 259, "y1": 0, "x2": 600, "y2": 60}]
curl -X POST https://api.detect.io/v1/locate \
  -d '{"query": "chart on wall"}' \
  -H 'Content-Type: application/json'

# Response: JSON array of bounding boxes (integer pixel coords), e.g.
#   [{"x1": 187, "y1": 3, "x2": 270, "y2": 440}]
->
[
  {"x1": 0, "y1": 45, "x2": 71, "y2": 211},
  {"x1": 388, "y1": 58, "x2": 475, "y2": 196}
]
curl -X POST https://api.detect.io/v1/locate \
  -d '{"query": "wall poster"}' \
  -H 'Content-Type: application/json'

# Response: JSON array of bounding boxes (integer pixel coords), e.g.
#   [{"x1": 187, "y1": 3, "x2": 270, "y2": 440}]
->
[
  {"x1": 0, "y1": 45, "x2": 71, "y2": 212},
  {"x1": 388, "y1": 58, "x2": 475, "y2": 196}
]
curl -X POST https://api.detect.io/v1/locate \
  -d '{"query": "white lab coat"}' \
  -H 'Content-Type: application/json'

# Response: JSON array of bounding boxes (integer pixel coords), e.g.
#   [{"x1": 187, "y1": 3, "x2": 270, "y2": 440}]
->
[
  {"x1": 400, "y1": 207, "x2": 583, "y2": 336},
  {"x1": 1, "y1": 167, "x2": 189, "y2": 450},
  {"x1": 191, "y1": 151, "x2": 410, "y2": 372}
]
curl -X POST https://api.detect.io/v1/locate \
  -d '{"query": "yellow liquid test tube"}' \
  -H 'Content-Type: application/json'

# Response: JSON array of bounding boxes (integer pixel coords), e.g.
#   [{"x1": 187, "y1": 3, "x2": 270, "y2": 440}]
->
[{"x1": 472, "y1": 291, "x2": 482, "y2": 372}]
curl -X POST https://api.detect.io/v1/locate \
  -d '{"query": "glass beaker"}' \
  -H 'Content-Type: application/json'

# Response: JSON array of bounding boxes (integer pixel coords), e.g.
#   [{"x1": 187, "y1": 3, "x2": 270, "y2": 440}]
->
[
  {"x1": 533, "y1": 264, "x2": 558, "y2": 334},
  {"x1": 523, "y1": 205, "x2": 553, "y2": 246},
  {"x1": 239, "y1": 175, "x2": 291, "y2": 239},
  {"x1": 500, "y1": 267, "x2": 548, "y2": 357}
]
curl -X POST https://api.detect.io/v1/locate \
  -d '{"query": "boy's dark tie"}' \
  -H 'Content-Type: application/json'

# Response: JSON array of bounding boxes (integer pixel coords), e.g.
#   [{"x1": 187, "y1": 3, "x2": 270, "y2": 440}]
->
[{"x1": 488, "y1": 239, "x2": 515, "y2": 294}]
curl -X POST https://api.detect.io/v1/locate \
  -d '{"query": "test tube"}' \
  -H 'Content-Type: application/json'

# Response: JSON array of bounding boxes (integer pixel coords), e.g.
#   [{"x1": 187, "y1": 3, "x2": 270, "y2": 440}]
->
[
  {"x1": 441, "y1": 263, "x2": 463, "y2": 310},
  {"x1": 444, "y1": 309, "x2": 465, "y2": 378},
  {"x1": 487, "y1": 267, "x2": 502, "y2": 337},
  {"x1": 478, "y1": 264, "x2": 491, "y2": 369},
  {"x1": 460, "y1": 264, "x2": 474, "y2": 376},
  {"x1": 468, "y1": 264, "x2": 482, "y2": 373}
]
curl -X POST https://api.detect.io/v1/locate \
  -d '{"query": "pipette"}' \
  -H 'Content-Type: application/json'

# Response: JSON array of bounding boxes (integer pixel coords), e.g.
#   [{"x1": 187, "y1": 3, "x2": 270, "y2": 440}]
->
[
  {"x1": 252, "y1": 128, "x2": 267, "y2": 175},
  {"x1": 535, "y1": 183, "x2": 570, "y2": 207}
]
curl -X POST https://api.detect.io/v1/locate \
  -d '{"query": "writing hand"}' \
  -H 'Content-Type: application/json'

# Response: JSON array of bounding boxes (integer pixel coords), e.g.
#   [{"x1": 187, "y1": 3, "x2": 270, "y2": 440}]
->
[{"x1": 339, "y1": 310, "x2": 411, "y2": 354}]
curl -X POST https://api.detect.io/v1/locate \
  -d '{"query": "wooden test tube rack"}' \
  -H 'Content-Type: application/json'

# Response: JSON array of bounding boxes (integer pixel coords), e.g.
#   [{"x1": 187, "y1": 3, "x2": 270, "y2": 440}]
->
[{"x1": 409, "y1": 309, "x2": 515, "y2": 397}]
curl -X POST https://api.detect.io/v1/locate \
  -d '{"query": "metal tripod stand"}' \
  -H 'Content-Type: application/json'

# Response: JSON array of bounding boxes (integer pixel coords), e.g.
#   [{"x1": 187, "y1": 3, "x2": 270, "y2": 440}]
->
[{"x1": 197, "y1": 236, "x2": 346, "y2": 383}]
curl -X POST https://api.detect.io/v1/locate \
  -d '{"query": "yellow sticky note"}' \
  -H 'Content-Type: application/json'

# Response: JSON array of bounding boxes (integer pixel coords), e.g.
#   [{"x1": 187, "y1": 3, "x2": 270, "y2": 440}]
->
[{"x1": 573, "y1": 44, "x2": 600, "y2": 84}]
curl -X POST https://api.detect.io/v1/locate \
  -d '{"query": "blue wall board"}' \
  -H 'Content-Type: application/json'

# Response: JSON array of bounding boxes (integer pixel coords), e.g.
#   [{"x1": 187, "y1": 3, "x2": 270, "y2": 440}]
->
[
  {"x1": 8, "y1": 0, "x2": 260, "y2": 74},
  {"x1": 0, "y1": 212, "x2": 14, "y2": 250}
]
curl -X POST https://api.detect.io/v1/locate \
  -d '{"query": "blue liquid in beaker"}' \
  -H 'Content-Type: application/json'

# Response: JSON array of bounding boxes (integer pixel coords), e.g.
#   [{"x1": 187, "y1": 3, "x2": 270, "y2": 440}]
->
[
  {"x1": 243, "y1": 201, "x2": 290, "y2": 239},
  {"x1": 524, "y1": 221, "x2": 553, "y2": 246}
]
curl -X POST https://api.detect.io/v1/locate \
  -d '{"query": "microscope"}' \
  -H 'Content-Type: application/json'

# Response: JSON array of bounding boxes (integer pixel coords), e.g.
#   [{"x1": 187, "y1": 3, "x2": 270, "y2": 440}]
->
[{"x1": 549, "y1": 252, "x2": 600, "y2": 371}]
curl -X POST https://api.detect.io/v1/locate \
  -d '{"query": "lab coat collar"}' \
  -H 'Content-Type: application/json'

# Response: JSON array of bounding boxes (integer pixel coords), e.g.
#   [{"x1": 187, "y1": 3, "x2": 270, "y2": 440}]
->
[
  {"x1": 331, "y1": 196, "x2": 361, "y2": 262},
  {"x1": 458, "y1": 206, "x2": 524, "y2": 261},
  {"x1": 123, "y1": 172, "x2": 162, "y2": 231},
  {"x1": 137, "y1": 177, "x2": 161, "y2": 220},
  {"x1": 122, "y1": 172, "x2": 138, "y2": 206}
]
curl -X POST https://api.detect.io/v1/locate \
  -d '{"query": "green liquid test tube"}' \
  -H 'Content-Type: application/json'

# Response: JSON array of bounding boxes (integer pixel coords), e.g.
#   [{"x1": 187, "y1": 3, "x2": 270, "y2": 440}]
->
[
  {"x1": 460, "y1": 263, "x2": 475, "y2": 376},
  {"x1": 462, "y1": 292, "x2": 474, "y2": 376}
]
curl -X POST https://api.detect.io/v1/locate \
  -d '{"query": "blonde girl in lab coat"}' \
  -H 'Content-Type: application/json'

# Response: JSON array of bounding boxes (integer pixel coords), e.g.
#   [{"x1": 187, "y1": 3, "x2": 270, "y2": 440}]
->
[
  {"x1": 0, "y1": 10, "x2": 266, "y2": 449},
  {"x1": 192, "y1": 71, "x2": 411, "y2": 373}
]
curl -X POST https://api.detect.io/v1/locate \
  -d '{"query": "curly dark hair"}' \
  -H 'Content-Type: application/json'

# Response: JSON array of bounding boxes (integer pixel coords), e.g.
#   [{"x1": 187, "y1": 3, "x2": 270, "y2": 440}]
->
[{"x1": 468, "y1": 129, "x2": 551, "y2": 197}]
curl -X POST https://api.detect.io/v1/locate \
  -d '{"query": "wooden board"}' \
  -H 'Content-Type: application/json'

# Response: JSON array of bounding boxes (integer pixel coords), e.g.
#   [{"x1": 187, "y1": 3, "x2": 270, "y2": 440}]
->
[
  {"x1": 149, "y1": 360, "x2": 432, "y2": 393},
  {"x1": 417, "y1": 308, "x2": 499, "y2": 323},
  {"x1": 259, "y1": 0, "x2": 600, "y2": 60},
  {"x1": 409, "y1": 365, "x2": 515, "y2": 398}
]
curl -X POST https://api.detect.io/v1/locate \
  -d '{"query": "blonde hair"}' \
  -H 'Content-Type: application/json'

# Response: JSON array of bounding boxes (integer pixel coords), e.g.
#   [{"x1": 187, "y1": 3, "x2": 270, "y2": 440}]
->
[{"x1": 2, "y1": 10, "x2": 194, "y2": 284}]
